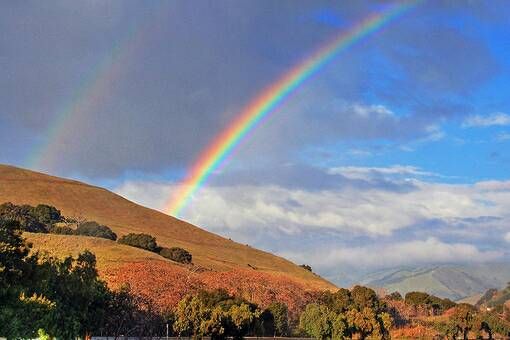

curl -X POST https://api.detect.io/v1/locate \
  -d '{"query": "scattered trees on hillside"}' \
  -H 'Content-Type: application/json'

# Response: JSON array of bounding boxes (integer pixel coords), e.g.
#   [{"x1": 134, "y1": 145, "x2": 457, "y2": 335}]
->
[{"x1": 0, "y1": 202, "x2": 193, "y2": 263}]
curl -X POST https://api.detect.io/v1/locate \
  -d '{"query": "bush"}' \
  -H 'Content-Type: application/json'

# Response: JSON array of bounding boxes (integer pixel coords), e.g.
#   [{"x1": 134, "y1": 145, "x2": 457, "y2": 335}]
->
[
  {"x1": 0, "y1": 202, "x2": 47, "y2": 233},
  {"x1": 75, "y1": 221, "x2": 117, "y2": 241},
  {"x1": 160, "y1": 247, "x2": 192, "y2": 264},
  {"x1": 118, "y1": 233, "x2": 157, "y2": 252},
  {"x1": 32, "y1": 204, "x2": 62, "y2": 225},
  {"x1": 49, "y1": 225, "x2": 75, "y2": 235},
  {"x1": 300, "y1": 264, "x2": 312, "y2": 272}
]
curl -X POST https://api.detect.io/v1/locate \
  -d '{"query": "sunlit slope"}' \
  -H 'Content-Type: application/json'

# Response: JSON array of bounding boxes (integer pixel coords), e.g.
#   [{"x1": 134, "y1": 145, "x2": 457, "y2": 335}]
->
[{"x1": 0, "y1": 164, "x2": 334, "y2": 290}]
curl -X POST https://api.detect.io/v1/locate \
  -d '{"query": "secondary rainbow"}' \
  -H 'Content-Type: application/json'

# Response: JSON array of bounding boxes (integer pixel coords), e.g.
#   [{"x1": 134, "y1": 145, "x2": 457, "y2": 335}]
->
[
  {"x1": 27, "y1": 5, "x2": 167, "y2": 170},
  {"x1": 165, "y1": 1, "x2": 421, "y2": 216}
]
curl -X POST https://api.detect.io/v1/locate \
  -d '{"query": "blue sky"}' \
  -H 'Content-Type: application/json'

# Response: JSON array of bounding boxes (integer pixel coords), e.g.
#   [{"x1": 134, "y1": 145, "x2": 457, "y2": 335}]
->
[{"x1": 2, "y1": 1, "x2": 510, "y2": 285}]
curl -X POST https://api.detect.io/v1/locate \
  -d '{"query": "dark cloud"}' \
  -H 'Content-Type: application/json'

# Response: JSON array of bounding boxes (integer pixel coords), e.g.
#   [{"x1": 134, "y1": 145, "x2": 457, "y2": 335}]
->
[{"x1": 0, "y1": 1, "x2": 502, "y2": 177}]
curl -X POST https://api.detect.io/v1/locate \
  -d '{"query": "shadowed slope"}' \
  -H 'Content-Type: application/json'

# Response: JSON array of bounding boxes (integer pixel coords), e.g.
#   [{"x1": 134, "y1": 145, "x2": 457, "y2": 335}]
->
[{"x1": 0, "y1": 164, "x2": 334, "y2": 290}]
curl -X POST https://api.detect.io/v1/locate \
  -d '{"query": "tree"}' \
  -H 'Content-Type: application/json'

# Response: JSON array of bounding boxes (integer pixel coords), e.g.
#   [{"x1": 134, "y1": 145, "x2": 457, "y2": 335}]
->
[
  {"x1": 0, "y1": 219, "x2": 48, "y2": 338},
  {"x1": 387, "y1": 291, "x2": 403, "y2": 301},
  {"x1": 300, "y1": 264, "x2": 312, "y2": 272},
  {"x1": 299, "y1": 303, "x2": 334, "y2": 339},
  {"x1": 267, "y1": 301, "x2": 289, "y2": 336},
  {"x1": 332, "y1": 312, "x2": 349, "y2": 339},
  {"x1": 118, "y1": 232, "x2": 158, "y2": 252},
  {"x1": 228, "y1": 303, "x2": 259, "y2": 338},
  {"x1": 173, "y1": 295, "x2": 210, "y2": 338},
  {"x1": 0, "y1": 202, "x2": 46, "y2": 233},
  {"x1": 32, "y1": 204, "x2": 62, "y2": 225},
  {"x1": 75, "y1": 221, "x2": 117, "y2": 241},
  {"x1": 160, "y1": 246, "x2": 192, "y2": 264},
  {"x1": 37, "y1": 251, "x2": 110, "y2": 339},
  {"x1": 351, "y1": 285, "x2": 380, "y2": 311},
  {"x1": 451, "y1": 304, "x2": 477, "y2": 340}
]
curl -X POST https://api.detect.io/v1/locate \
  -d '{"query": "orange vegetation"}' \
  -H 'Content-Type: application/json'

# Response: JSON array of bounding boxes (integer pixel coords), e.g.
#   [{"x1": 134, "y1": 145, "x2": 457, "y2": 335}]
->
[
  {"x1": 390, "y1": 324, "x2": 438, "y2": 338},
  {"x1": 104, "y1": 260, "x2": 317, "y2": 319}
]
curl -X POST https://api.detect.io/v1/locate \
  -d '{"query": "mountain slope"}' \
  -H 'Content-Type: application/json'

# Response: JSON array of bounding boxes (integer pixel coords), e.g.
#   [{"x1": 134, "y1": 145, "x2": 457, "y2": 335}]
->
[
  {"x1": 361, "y1": 264, "x2": 510, "y2": 301},
  {"x1": 0, "y1": 164, "x2": 333, "y2": 290}
]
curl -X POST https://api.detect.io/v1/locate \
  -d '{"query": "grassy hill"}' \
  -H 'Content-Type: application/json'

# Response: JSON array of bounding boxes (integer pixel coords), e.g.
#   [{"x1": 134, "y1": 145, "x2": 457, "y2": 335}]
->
[
  {"x1": 0, "y1": 164, "x2": 333, "y2": 291},
  {"x1": 361, "y1": 264, "x2": 510, "y2": 301}
]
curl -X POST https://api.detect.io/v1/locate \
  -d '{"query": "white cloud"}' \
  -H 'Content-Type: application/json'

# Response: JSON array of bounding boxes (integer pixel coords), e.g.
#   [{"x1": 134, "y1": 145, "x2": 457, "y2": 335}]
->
[
  {"x1": 505, "y1": 232, "x2": 510, "y2": 243},
  {"x1": 329, "y1": 165, "x2": 438, "y2": 180},
  {"x1": 463, "y1": 112, "x2": 510, "y2": 128},
  {"x1": 496, "y1": 132, "x2": 510, "y2": 141},
  {"x1": 114, "y1": 175, "x2": 510, "y2": 238},
  {"x1": 113, "y1": 172, "x2": 510, "y2": 275},
  {"x1": 281, "y1": 238, "x2": 503, "y2": 270}
]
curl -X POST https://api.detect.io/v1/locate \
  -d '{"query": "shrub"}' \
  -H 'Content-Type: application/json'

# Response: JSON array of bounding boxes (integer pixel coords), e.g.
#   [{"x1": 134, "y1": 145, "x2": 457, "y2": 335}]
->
[
  {"x1": 160, "y1": 247, "x2": 192, "y2": 264},
  {"x1": 75, "y1": 221, "x2": 117, "y2": 241},
  {"x1": 118, "y1": 233, "x2": 157, "y2": 252},
  {"x1": 0, "y1": 202, "x2": 47, "y2": 233},
  {"x1": 49, "y1": 225, "x2": 75, "y2": 235},
  {"x1": 32, "y1": 204, "x2": 62, "y2": 225},
  {"x1": 300, "y1": 264, "x2": 312, "y2": 272}
]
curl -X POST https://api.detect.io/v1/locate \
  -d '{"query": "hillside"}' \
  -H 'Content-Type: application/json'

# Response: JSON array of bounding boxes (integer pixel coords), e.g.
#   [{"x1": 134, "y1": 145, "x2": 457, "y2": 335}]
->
[
  {"x1": 0, "y1": 164, "x2": 333, "y2": 292},
  {"x1": 361, "y1": 264, "x2": 510, "y2": 301}
]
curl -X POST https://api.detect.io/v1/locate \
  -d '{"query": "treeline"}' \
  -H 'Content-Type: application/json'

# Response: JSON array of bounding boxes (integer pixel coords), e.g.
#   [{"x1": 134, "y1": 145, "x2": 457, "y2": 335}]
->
[
  {"x1": 385, "y1": 290, "x2": 510, "y2": 339},
  {"x1": 0, "y1": 202, "x2": 192, "y2": 264}
]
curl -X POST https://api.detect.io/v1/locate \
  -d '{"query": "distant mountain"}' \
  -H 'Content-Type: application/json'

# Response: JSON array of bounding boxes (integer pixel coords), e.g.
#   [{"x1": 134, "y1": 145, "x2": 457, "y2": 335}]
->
[{"x1": 360, "y1": 263, "x2": 510, "y2": 301}]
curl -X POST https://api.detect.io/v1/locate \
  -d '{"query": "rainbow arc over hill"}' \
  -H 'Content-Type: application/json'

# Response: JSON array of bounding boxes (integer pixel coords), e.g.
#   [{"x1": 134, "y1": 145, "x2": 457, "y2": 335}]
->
[{"x1": 166, "y1": 1, "x2": 421, "y2": 217}]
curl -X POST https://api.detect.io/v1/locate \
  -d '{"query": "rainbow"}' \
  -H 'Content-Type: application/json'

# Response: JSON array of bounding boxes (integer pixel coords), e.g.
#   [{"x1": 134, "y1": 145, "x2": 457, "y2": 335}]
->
[
  {"x1": 27, "y1": 6, "x2": 166, "y2": 170},
  {"x1": 166, "y1": 1, "x2": 420, "y2": 217}
]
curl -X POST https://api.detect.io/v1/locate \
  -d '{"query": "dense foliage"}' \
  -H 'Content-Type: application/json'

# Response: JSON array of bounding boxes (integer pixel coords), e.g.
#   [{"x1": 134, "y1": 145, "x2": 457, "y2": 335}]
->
[
  {"x1": 75, "y1": 221, "x2": 117, "y2": 241},
  {"x1": 172, "y1": 289, "x2": 290, "y2": 338},
  {"x1": 0, "y1": 219, "x2": 166, "y2": 338},
  {"x1": 405, "y1": 291, "x2": 456, "y2": 314},
  {"x1": 0, "y1": 202, "x2": 61, "y2": 233},
  {"x1": 159, "y1": 246, "x2": 192, "y2": 264},
  {"x1": 118, "y1": 232, "x2": 158, "y2": 252},
  {"x1": 300, "y1": 286, "x2": 392, "y2": 339}
]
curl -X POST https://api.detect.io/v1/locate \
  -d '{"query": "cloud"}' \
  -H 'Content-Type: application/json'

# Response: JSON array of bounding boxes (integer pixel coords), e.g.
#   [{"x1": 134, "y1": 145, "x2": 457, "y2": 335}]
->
[
  {"x1": 114, "y1": 166, "x2": 510, "y2": 239},
  {"x1": 1, "y1": 2, "x2": 501, "y2": 177},
  {"x1": 281, "y1": 238, "x2": 503, "y2": 271},
  {"x1": 505, "y1": 232, "x2": 510, "y2": 243},
  {"x1": 496, "y1": 132, "x2": 510, "y2": 141},
  {"x1": 113, "y1": 165, "x2": 510, "y2": 279},
  {"x1": 463, "y1": 112, "x2": 510, "y2": 128},
  {"x1": 328, "y1": 165, "x2": 438, "y2": 181}
]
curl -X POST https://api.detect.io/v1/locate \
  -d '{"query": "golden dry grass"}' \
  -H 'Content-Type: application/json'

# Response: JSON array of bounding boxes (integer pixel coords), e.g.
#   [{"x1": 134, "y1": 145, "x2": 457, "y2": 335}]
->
[{"x1": 0, "y1": 164, "x2": 334, "y2": 290}]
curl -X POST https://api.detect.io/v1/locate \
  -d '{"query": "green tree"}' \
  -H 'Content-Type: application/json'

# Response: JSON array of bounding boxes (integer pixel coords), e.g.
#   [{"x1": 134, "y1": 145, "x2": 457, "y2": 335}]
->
[
  {"x1": 173, "y1": 295, "x2": 210, "y2": 338},
  {"x1": 75, "y1": 221, "x2": 117, "y2": 241},
  {"x1": 159, "y1": 246, "x2": 192, "y2": 264},
  {"x1": 351, "y1": 285, "x2": 380, "y2": 311},
  {"x1": 299, "y1": 303, "x2": 334, "y2": 339},
  {"x1": 118, "y1": 232, "x2": 158, "y2": 252},
  {"x1": 267, "y1": 301, "x2": 289, "y2": 336},
  {"x1": 32, "y1": 204, "x2": 62, "y2": 225},
  {"x1": 228, "y1": 303, "x2": 260, "y2": 338},
  {"x1": 0, "y1": 219, "x2": 49, "y2": 338}
]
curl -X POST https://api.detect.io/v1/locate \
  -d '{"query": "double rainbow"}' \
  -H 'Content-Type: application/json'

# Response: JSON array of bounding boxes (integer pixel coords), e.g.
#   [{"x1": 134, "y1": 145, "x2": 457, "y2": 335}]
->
[{"x1": 166, "y1": 1, "x2": 420, "y2": 217}]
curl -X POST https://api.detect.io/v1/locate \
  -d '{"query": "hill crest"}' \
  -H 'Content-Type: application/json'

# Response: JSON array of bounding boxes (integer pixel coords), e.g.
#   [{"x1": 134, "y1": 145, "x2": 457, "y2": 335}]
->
[{"x1": 0, "y1": 163, "x2": 333, "y2": 290}]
